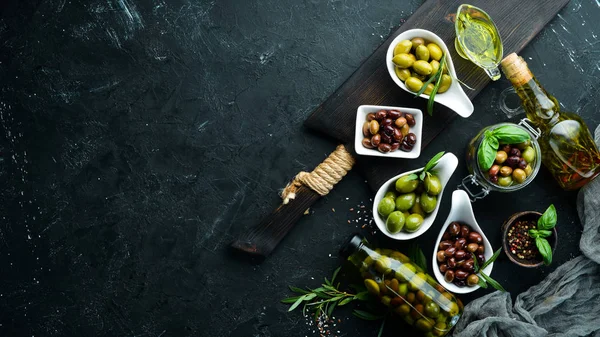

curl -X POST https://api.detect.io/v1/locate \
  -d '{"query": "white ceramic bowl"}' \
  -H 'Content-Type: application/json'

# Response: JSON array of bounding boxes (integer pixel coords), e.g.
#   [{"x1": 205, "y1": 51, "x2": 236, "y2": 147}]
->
[
  {"x1": 385, "y1": 28, "x2": 474, "y2": 118},
  {"x1": 432, "y1": 190, "x2": 494, "y2": 294},
  {"x1": 354, "y1": 105, "x2": 423, "y2": 159},
  {"x1": 372, "y1": 152, "x2": 458, "y2": 240}
]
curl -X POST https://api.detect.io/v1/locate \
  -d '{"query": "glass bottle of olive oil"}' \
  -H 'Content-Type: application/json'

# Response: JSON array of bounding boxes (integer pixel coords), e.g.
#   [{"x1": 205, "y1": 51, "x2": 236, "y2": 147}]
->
[
  {"x1": 454, "y1": 4, "x2": 503, "y2": 81},
  {"x1": 501, "y1": 53, "x2": 600, "y2": 190}
]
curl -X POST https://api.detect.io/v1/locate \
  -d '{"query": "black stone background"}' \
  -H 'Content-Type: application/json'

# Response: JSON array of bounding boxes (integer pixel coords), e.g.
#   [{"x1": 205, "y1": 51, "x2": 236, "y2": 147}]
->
[{"x1": 0, "y1": 0, "x2": 599, "y2": 336}]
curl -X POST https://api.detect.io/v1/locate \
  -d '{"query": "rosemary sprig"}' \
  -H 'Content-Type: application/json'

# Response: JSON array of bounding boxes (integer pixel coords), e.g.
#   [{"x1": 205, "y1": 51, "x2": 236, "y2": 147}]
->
[
  {"x1": 472, "y1": 248, "x2": 506, "y2": 292},
  {"x1": 413, "y1": 53, "x2": 447, "y2": 116}
]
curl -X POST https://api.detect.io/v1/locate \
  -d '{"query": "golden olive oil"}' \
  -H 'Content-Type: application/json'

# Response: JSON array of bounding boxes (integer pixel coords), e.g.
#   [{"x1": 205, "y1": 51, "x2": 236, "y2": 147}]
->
[{"x1": 454, "y1": 4, "x2": 503, "y2": 80}]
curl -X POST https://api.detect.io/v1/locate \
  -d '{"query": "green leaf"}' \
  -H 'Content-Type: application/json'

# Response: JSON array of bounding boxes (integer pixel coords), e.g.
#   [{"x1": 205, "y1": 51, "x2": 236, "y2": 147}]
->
[
  {"x1": 414, "y1": 71, "x2": 441, "y2": 97},
  {"x1": 281, "y1": 296, "x2": 304, "y2": 304},
  {"x1": 538, "y1": 204, "x2": 557, "y2": 230},
  {"x1": 491, "y1": 125, "x2": 530, "y2": 144},
  {"x1": 472, "y1": 253, "x2": 480, "y2": 273},
  {"x1": 324, "y1": 277, "x2": 331, "y2": 286},
  {"x1": 479, "y1": 272, "x2": 506, "y2": 292},
  {"x1": 289, "y1": 295, "x2": 306, "y2": 311},
  {"x1": 352, "y1": 310, "x2": 385, "y2": 321},
  {"x1": 304, "y1": 293, "x2": 317, "y2": 301},
  {"x1": 477, "y1": 277, "x2": 488, "y2": 289},
  {"x1": 327, "y1": 301, "x2": 337, "y2": 317},
  {"x1": 338, "y1": 297, "x2": 354, "y2": 306},
  {"x1": 289, "y1": 286, "x2": 309, "y2": 294},
  {"x1": 536, "y1": 237, "x2": 553, "y2": 265},
  {"x1": 423, "y1": 151, "x2": 445, "y2": 173},
  {"x1": 426, "y1": 53, "x2": 447, "y2": 116},
  {"x1": 408, "y1": 243, "x2": 428, "y2": 272},
  {"x1": 331, "y1": 266, "x2": 341, "y2": 284},
  {"x1": 480, "y1": 248, "x2": 502, "y2": 271},
  {"x1": 405, "y1": 173, "x2": 419, "y2": 181},
  {"x1": 529, "y1": 229, "x2": 552, "y2": 238},
  {"x1": 354, "y1": 291, "x2": 370, "y2": 301},
  {"x1": 478, "y1": 135, "x2": 498, "y2": 171},
  {"x1": 528, "y1": 229, "x2": 540, "y2": 239},
  {"x1": 419, "y1": 171, "x2": 426, "y2": 181},
  {"x1": 377, "y1": 317, "x2": 386, "y2": 337}
]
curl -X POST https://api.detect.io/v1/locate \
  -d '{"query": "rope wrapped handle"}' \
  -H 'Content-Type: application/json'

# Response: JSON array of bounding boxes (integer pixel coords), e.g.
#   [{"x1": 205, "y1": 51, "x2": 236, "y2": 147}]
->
[{"x1": 281, "y1": 145, "x2": 355, "y2": 204}]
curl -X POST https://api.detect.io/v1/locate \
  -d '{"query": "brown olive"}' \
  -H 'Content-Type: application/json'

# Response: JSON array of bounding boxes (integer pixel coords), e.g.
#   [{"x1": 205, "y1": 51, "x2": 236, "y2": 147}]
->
[
  {"x1": 395, "y1": 117, "x2": 407, "y2": 128},
  {"x1": 495, "y1": 151, "x2": 508, "y2": 164},
  {"x1": 444, "y1": 270, "x2": 455, "y2": 283},
  {"x1": 369, "y1": 120, "x2": 380, "y2": 135},
  {"x1": 442, "y1": 232, "x2": 451, "y2": 240},
  {"x1": 375, "y1": 110, "x2": 387, "y2": 120},
  {"x1": 381, "y1": 133, "x2": 392, "y2": 144},
  {"x1": 439, "y1": 241, "x2": 453, "y2": 250},
  {"x1": 366, "y1": 112, "x2": 377, "y2": 121},
  {"x1": 448, "y1": 222, "x2": 460, "y2": 236},
  {"x1": 460, "y1": 225, "x2": 470, "y2": 238},
  {"x1": 405, "y1": 113, "x2": 416, "y2": 126},
  {"x1": 468, "y1": 232, "x2": 483, "y2": 244},
  {"x1": 388, "y1": 110, "x2": 402, "y2": 119},
  {"x1": 476, "y1": 245, "x2": 485, "y2": 254},
  {"x1": 518, "y1": 159, "x2": 528, "y2": 170},
  {"x1": 513, "y1": 168, "x2": 527, "y2": 184},
  {"x1": 462, "y1": 259, "x2": 474, "y2": 272},
  {"x1": 447, "y1": 257, "x2": 456, "y2": 268},
  {"x1": 455, "y1": 238, "x2": 467, "y2": 250},
  {"x1": 362, "y1": 138, "x2": 375, "y2": 149},
  {"x1": 436, "y1": 251, "x2": 446, "y2": 263},
  {"x1": 467, "y1": 243, "x2": 479, "y2": 253},
  {"x1": 371, "y1": 134, "x2": 381, "y2": 147},
  {"x1": 378, "y1": 143, "x2": 392, "y2": 153},
  {"x1": 467, "y1": 274, "x2": 479, "y2": 286},
  {"x1": 455, "y1": 270, "x2": 469, "y2": 280},
  {"x1": 439, "y1": 263, "x2": 448, "y2": 273},
  {"x1": 499, "y1": 166, "x2": 513, "y2": 177},
  {"x1": 390, "y1": 142, "x2": 400, "y2": 151},
  {"x1": 362, "y1": 122, "x2": 371, "y2": 137},
  {"x1": 489, "y1": 164, "x2": 500, "y2": 176},
  {"x1": 383, "y1": 125, "x2": 395, "y2": 137},
  {"x1": 455, "y1": 250, "x2": 466, "y2": 260},
  {"x1": 381, "y1": 118, "x2": 393, "y2": 127},
  {"x1": 393, "y1": 128, "x2": 403, "y2": 141},
  {"x1": 501, "y1": 145, "x2": 511, "y2": 153}
]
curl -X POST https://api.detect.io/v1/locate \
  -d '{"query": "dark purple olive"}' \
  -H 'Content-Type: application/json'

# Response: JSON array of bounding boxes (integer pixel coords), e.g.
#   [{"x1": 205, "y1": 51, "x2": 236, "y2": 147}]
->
[
  {"x1": 381, "y1": 118, "x2": 393, "y2": 127},
  {"x1": 489, "y1": 175, "x2": 499, "y2": 184},
  {"x1": 455, "y1": 238, "x2": 467, "y2": 250},
  {"x1": 388, "y1": 110, "x2": 402, "y2": 119},
  {"x1": 436, "y1": 251, "x2": 446, "y2": 263},
  {"x1": 453, "y1": 279, "x2": 466, "y2": 287},
  {"x1": 447, "y1": 257, "x2": 457, "y2": 268},
  {"x1": 476, "y1": 254, "x2": 485, "y2": 265},
  {"x1": 390, "y1": 142, "x2": 400, "y2": 151},
  {"x1": 477, "y1": 245, "x2": 485, "y2": 254},
  {"x1": 439, "y1": 240, "x2": 453, "y2": 250},
  {"x1": 375, "y1": 110, "x2": 387, "y2": 120},
  {"x1": 506, "y1": 156, "x2": 520, "y2": 168},
  {"x1": 444, "y1": 270, "x2": 455, "y2": 283},
  {"x1": 468, "y1": 232, "x2": 483, "y2": 244},
  {"x1": 518, "y1": 159, "x2": 528, "y2": 169},
  {"x1": 448, "y1": 222, "x2": 460, "y2": 236},
  {"x1": 455, "y1": 250, "x2": 467, "y2": 260},
  {"x1": 405, "y1": 133, "x2": 417, "y2": 145},
  {"x1": 462, "y1": 259, "x2": 475, "y2": 272},
  {"x1": 400, "y1": 141, "x2": 414, "y2": 152},
  {"x1": 460, "y1": 225, "x2": 470, "y2": 238},
  {"x1": 378, "y1": 143, "x2": 392, "y2": 153},
  {"x1": 455, "y1": 270, "x2": 469, "y2": 280},
  {"x1": 444, "y1": 247, "x2": 456, "y2": 257},
  {"x1": 393, "y1": 128, "x2": 403, "y2": 141},
  {"x1": 383, "y1": 125, "x2": 394, "y2": 137},
  {"x1": 442, "y1": 232, "x2": 451, "y2": 240},
  {"x1": 371, "y1": 134, "x2": 381, "y2": 147},
  {"x1": 509, "y1": 148, "x2": 521, "y2": 157},
  {"x1": 439, "y1": 263, "x2": 448, "y2": 273},
  {"x1": 381, "y1": 133, "x2": 392, "y2": 144}
]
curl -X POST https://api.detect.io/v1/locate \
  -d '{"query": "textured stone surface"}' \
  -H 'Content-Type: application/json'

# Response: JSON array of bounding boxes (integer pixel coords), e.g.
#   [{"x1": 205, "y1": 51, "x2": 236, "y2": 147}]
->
[{"x1": 0, "y1": 0, "x2": 598, "y2": 336}]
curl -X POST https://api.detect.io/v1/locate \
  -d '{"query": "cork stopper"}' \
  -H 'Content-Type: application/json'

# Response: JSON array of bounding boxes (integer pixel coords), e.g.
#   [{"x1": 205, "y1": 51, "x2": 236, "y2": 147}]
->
[{"x1": 501, "y1": 53, "x2": 533, "y2": 86}]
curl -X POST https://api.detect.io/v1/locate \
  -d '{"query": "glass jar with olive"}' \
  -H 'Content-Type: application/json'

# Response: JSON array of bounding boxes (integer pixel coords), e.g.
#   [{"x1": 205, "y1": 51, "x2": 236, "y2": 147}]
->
[
  {"x1": 461, "y1": 121, "x2": 542, "y2": 201},
  {"x1": 341, "y1": 235, "x2": 463, "y2": 336}
]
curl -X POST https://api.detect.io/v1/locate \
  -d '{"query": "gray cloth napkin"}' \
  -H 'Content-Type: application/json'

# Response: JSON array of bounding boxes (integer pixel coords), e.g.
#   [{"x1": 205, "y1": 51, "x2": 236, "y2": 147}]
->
[{"x1": 452, "y1": 125, "x2": 600, "y2": 337}]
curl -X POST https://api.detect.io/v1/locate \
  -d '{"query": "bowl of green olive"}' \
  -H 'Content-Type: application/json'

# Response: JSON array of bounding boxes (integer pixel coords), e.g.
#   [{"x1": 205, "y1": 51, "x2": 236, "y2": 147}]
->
[
  {"x1": 386, "y1": 29, "x2": 473, "y2": 118},
  {"x1": 373, "y1": 152, "x2": 458, "y2": 240}
]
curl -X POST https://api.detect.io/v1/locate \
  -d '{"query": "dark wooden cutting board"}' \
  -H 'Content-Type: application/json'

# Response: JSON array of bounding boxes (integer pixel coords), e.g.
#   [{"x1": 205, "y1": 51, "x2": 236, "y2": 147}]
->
[{"x1": 304, "y1": 0, "x2": 569, "y2": 192}]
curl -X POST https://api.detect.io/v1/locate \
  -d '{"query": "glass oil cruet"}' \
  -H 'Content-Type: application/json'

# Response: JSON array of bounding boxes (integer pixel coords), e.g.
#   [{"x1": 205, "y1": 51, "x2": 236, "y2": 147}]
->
[{"x1": 454, "y1": 4, "x2": 503, "y2": 81}]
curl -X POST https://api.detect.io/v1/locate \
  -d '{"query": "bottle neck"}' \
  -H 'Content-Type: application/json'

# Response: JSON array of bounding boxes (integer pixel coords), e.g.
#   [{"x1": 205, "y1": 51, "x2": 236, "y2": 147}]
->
[{"x1": 340, "y1": 234, "x2": 376, "y2": 267}]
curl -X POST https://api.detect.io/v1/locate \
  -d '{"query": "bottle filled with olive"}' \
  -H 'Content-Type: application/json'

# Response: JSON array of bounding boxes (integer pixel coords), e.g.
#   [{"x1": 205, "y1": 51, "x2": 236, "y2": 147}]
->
[
  {"x1": 341, "y1": 234, "x2": 463, "y2": 336},
  {"x1": 391, "y1": 38, "x2": 452, "y2": 95}
]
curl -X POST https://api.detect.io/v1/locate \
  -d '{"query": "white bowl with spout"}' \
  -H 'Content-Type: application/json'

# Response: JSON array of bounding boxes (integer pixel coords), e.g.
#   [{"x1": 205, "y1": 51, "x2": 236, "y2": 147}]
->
[
  {"x1": 386, "y1": 29, "x2": 474, "y2": 118},
  {"x1": 432, "y1": 190, "x2": 494, "y2": 294},
  {"x1": 372, "y1": 152, "x2": 458, "y2": 240}
]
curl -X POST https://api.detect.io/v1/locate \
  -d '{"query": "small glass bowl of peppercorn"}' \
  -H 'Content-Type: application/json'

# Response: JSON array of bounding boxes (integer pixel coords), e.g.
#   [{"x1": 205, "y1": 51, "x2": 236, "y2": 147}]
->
[
  {"x1": 462, "y1": 122, "x2": 542, "y2": 200},
  {"x1": 501, "y1": 211, "x2": 557, "y2": 267},
  {"x1": 354, "y1": 105, "x2": 423, "y2": 159}
]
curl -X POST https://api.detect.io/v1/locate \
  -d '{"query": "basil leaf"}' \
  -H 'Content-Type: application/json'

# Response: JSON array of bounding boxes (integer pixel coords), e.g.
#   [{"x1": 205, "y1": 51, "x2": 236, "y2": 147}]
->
[
  {"x1": 538, "y1": 204, "x2": 557, "y2": 230},
  {"x1": 536, "y1": 237, "x2": 553, "y2": 265},
  {"x1": 480, "y1": 248, "x2": 502, "y2": 271},
  {"x1": 530, "y1": 229, "x2": 552, "y2": 238},
  {"x1": 424, "y1": 151, "x2": 445, "y2": 172},
  {"x1": 478, "y1": 136, "x2": 497, "y2": 171},
  {"x1": 491, "y1": 125, "x2": 530, "y2": 144},
  {"x1": 528, "y1": 229, "x2": 540, "y2": 238}
]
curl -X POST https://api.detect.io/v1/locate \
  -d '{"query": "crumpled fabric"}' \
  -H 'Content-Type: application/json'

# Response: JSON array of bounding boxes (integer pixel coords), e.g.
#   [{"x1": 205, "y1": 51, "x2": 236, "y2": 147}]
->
[{"x1": 453, "y1": 125, "x2": 600, "y2": 337}]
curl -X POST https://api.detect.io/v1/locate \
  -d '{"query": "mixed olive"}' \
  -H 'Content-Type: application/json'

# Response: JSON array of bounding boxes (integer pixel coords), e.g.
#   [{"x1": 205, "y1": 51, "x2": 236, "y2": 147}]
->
[
  {"x1": 361, "y1": 109, "x2": 418, "y2": 153},
  {"x1": 378, "y1": 173, "x2": 442, "y2": 234},
  {"x1": 391, "y1": 38, "x2": 452, "y2": 94},
  {"x1": 436, "y1": 222, "x2": 485, "y2": 287},
  {"x1": 485, "y1": 141, "x2": 536, "y2": 187},
  {"x1": 360, "y1": 247, "x2": 462, "y2": 335}
]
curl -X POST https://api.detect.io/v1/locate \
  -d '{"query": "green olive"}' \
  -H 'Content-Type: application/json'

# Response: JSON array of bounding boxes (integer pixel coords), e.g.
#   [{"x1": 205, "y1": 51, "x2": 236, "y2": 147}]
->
[
  {"x1": 415, "y1": 45, "x2": 430, "y2": 61},
  {"x1": 430, "y1": 60, "x2": 440, "y2": 75},
  {"x1": 384, "y1": 191, "x2": 397, "y2": 201},
  {"x1": 395, "y1": 67, "x2": 411, "y2": 81},
  {"x1": 420, "y1": 192, "x2": 437, "y2": 213},
  {"x1": 411, "y1": 37, "x2": 425, "y2": 50},
  {"x1": 397, "y1": 282, "x2": 409, "y2": 296},
  {"x1": 405, "y1": 77, "x2": 424, "y2": 92},
  {"x1": 395, "y1": 263, "x2": 416, "y2": 282},
  {"x1": 423, "y1": 83, "x2": 434, "y2": 95},
  {"x1": 427, "y1": 43, "x2": 443, "y2": 61},
  {"x1": 396, "y1": 175, "x2": 419, "y2": 193},
  {"x1": 437, "y1": 74, "x2": 452, "y2": 93},
  {"x1": 516, "y1": 140, "x2": 532, "y2": 150},
  {"x1": 381, "y1": 295, "x2": 392, "y2": 307},
  {"x1": 522, "y1": 146, "x2": 536, "y2": 163},
  {"x1": 413, "y1": 60, "x2": 433, "y2": 76},
  {"x1": 410, "y1": 72, "x2": 426, "y2": 81},
  {"x1": 394, "y1": 40, "x2": 413, "y2": 55},
  {"x1": 386, "y1": 211, "x2": 406, "y2": 233},
  {"x1": 495, "y1": 150, "x2": 508, "y2": 164},
  {"x1": 409, "y1": 272, "x2": 427, "y2": 291},
  {"x1": 364, "y1": 279, "x2": 380, "y2": 295},
  {"x1": 512, "y1": 168, "x2": 527, "y2": 184},
  {"x1": 432, "y1": 322, "x2": 447, "y2": 336},
  {"x1": 410, "y1": 196, "x2": 425, "y2": 216},
  {"x1": 497, "y1": 175, "x2": 513, "y2": 187},
  {"x1": 392, "y1": 53, "x2": 415, "y2": 69},
  {"x1": 377, "y1": 197, "x2": 396, "y2": 217},
  {"x1": 395, "y1": 303, "x2": 411, "y2": 316},
  {"x1": 424, "y1": 302, "x2": 440, "y2": 318},
  {"x1": 524, "y1": 164, "x2": 533, "y2": 176},
  {"x1": 375, "y1": 256, "x2": 391, "y2": 273},
  {"x1": 395, "y1": 192, "x2": 416, "y2": 212},
  {"x1": 405, "y1": 214, "x2": 424, "y2": 232},
  {"x1": 415, "y1": 318, "x2": 434, "y2": 332},
  {"x1": 424, "y1": 174, "x2": 442, "y2": 196}
]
